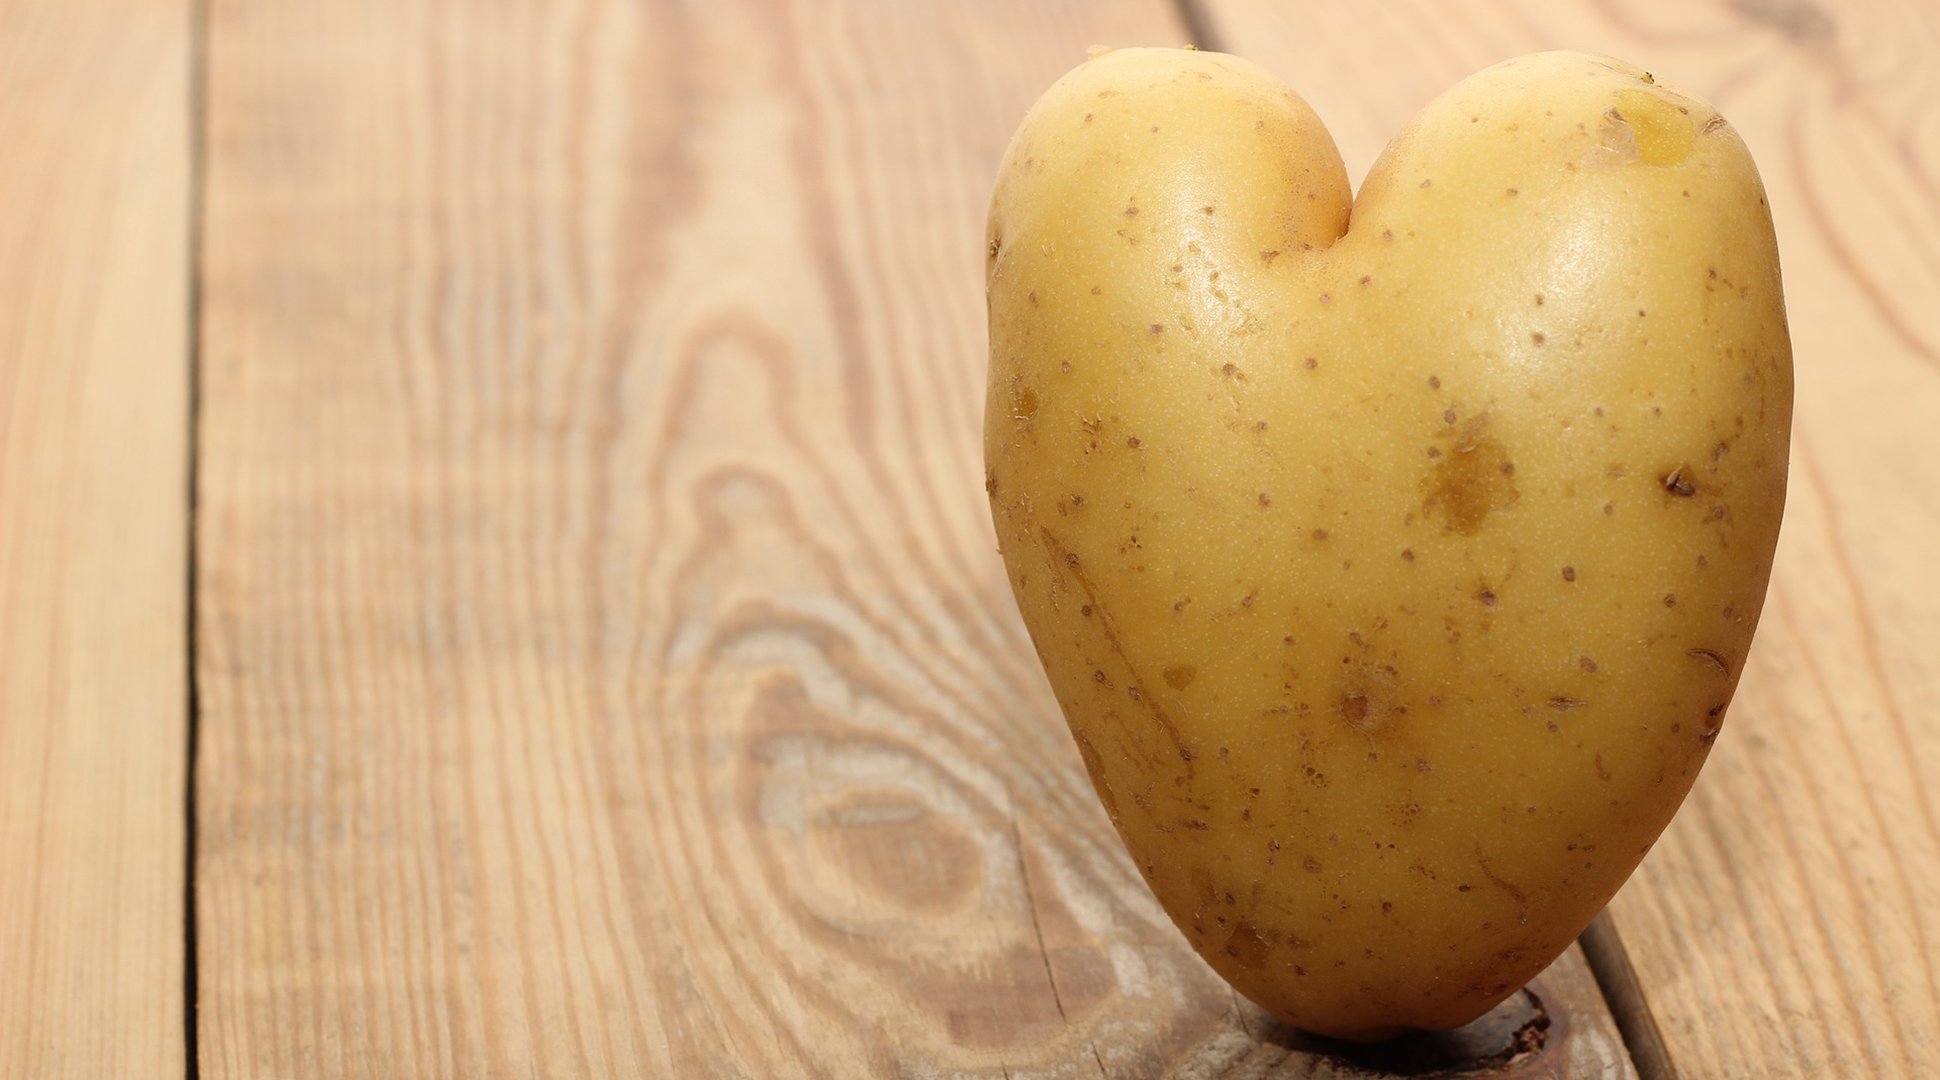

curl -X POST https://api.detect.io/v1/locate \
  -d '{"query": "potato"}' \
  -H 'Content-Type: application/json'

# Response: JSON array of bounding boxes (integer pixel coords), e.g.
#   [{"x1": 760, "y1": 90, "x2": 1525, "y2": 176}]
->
[{"x1": 984, "y1": 48, "x2": 1790, "y2": 1040}]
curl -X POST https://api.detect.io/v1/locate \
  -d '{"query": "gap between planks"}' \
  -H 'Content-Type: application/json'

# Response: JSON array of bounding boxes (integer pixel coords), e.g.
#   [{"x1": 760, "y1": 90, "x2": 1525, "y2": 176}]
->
[{"x1": 184, "y1": 0, "x2": 212, "y2": 1076}]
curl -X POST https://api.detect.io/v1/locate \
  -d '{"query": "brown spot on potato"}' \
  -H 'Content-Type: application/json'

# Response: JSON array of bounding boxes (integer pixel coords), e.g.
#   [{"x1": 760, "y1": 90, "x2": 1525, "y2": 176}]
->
[
  {"x1": 1401, "y1": 549, "x2": 1415, "y2": 561},
  {"x1": 1224, "y1": 923, "x2": 1269, "y2": 969},
  {"x1": 1428, "y1": 375, "x2": 1441, "y2": 389},
  {"x1": 1313, "y1": 529, "x2": 1330, "y2": 541},
  {"x1": 1424, "y1": 418, "x2": 1519, "y2": 535},
  {"x1": 1341, "y1": 694, "x2": 1368, "y2": 726},
  {"x1": 1163, "y1": 665, "x2": 1197, "y2": 690},
  {"x1": 1304, "y1": 856, "x2": 1323, "y2": 871},
  {"x1": 1580, "y1": 657, "x2": 1598, "y2": 672},
  {"x1": 1664, "y1": 466, "x2": 1696, "y2": 496},
  {"x1": 1304, "y1": 357, "x2": 1318, "y2": 369},
  {"x1": 1549, "y1": 696, "x2": 1588, "y2": 711},
  {"x1": 1561, "y1": 566, "x2": 1576, "y2": 582}
]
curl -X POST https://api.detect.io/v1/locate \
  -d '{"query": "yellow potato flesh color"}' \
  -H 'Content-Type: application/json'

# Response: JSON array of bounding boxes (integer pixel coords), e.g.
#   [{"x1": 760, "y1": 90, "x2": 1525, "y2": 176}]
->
[{"x1": 984, "y1": 48, "x2": 1790, "y2": 1040}]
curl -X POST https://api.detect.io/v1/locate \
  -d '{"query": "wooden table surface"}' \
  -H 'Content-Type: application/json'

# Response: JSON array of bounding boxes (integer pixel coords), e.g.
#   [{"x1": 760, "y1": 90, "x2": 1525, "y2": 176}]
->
[{"x1": 2, "y1": 1, "x2": 1935, "y2": 1077}]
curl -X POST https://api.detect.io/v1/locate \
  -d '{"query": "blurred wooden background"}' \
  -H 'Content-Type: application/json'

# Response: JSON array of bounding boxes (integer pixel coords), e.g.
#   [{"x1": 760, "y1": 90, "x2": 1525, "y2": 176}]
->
[{"x1": 2, "y1": 1, "x2": 1935, "y2": 1077}]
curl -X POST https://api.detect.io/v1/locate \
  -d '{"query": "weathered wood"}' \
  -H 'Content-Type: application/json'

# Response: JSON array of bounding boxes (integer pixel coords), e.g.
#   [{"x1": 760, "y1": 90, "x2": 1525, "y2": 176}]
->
[
  {"x1": 0, "y1": 1, "x2": 193, "y2": 1075},
  {"x1": 1197, "y1": 1, "x2": 1940, "y2": 1077}
]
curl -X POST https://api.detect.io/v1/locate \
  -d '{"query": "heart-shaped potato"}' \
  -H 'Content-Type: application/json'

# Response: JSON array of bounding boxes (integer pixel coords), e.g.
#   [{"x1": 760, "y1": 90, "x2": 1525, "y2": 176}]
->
[{"x1": 984, "y1": 48, "x2": 1790, "y2": 1039}]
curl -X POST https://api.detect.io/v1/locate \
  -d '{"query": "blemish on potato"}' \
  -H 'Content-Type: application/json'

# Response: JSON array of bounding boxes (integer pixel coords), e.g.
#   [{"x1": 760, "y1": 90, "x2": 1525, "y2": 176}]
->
[
  {"x1": 1561, "y1": 566, "x2": 1575, "y2": 582},
  {"x1": 1688, "y1": 648, "x2": 1729, "y2": 675},
  {"x1": 1664, "y1": 466, "x2": 1696, "y2": 496},
  {"x1": 1164, "y1": 665, "x2": 1197, "y2": 690},
  {"x1": 1073, "y1": 730, "x2": 1117, "y2": 819},
  {"x1": 1304, "y1": 357, "x2": 1318, "y2": 369},
  {"x1": 1224, "y1": 923, "x2": 1269, "y2": 969},
  {"x1": 1580, "y1": 657, "x2": 1597, "y2": 672},
  {"x1": 1423, "y1": 421, "x2": 1519, "y2": 535}
]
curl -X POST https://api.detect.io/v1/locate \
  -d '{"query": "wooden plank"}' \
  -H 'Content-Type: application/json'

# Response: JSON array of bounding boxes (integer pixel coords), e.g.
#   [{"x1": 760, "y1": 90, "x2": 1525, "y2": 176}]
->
[
  {"x1": 195, "y1": 0, "x2": 1634, "y2": 1076},
  {"x1": 1194, "y1": 2, "x2": 1940, "y2": 1078},
  {"x1": 0, "y1": 1, "x2": 193, "y2": 1076}
]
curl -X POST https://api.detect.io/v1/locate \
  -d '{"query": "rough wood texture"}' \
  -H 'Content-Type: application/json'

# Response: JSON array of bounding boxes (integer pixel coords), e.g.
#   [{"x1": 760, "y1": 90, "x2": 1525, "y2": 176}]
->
[
  {"x1": 0, "y1": 1, "x2": 192, "y2": 1075},
  {"x1": 192, "y1": 0, "x2": 1636, "y2": 1075},
  {"x1": 1197, "y1": 2, "x2": 1940, "y2": 1077}
]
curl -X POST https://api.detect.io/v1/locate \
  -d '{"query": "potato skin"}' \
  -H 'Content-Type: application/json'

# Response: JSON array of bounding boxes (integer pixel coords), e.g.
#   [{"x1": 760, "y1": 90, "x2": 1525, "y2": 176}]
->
[{"x1": 985, "y1": 48, "x2": 1790, "y2": 1040}]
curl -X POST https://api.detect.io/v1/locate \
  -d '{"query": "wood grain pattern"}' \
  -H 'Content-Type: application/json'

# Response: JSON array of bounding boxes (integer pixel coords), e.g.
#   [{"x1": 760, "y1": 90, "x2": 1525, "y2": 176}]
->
[
  {"x1": 1196, "y1": 1, "x2": 1940, "y2": 1077},
  {"x1": 0, "y1": 0, "x2": 192, "y2": 1075},
  {"x1": 192, "y1": 0, "x2": 1638, "y2": 1075}
]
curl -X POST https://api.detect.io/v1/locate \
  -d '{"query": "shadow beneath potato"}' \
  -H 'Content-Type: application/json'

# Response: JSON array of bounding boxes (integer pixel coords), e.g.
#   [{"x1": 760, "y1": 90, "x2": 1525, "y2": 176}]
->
[{"x1": 1238, "y1": 979, "x2": 1571, "y2": 1078}]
